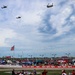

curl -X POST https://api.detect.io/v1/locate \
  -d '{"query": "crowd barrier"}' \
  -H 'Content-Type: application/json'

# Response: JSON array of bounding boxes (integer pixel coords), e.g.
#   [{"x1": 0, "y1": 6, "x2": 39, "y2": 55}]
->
[
  {"x1": 22, "y1": 65, "x2": 75, "y2": 68},
  {"x1": 0, "y1": 65, "x2": 22, "y2": 68},
  {"x1": 0, "y1": 65, "x2": 75, "y2": 68}
]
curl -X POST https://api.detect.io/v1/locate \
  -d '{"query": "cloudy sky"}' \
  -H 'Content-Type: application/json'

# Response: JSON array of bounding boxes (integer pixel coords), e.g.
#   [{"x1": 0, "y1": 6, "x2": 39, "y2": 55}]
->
[{"x1": 0, "y1": 0, "x2": 75, "y2": 58}]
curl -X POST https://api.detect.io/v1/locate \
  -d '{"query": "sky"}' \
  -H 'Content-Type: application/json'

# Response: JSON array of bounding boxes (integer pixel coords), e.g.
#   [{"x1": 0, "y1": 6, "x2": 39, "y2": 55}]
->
[{"x1": 0, "y1": 0, "x2": 75, "y2": 58}]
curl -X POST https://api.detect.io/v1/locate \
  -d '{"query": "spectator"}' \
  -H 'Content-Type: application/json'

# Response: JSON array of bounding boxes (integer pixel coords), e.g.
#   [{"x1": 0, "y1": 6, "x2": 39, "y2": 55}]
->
[
  {"x1": 41, "y1": 69, "x2": 48, "y2": 75},
  {"x1": 22, "y1": 70, "x2": 24, "y2": 75},
  {"x1": 12, "y1": 69, "x2": 15, "y2": 75},
  {"x1": 62, "y1": 70, "x2": 67, "y2": 75},
  {"x1": 19, "y1": 71, "x2": 23, "y2": 75},
  {"x1": 72, "y1": 70, "x2": 75, "y2": 75},
  {"x1": 30, "y1": 72, "x2": 33, "y2": 75},
  {"x1": 33, "y1": 69, "x2": 37, "y2": 75}
]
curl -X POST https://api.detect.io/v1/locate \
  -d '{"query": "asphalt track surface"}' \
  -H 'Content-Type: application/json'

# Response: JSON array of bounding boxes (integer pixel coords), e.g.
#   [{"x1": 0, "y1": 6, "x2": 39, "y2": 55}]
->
[{"x1": 0, "y1": 67, "x2": 75, "y2": 71}]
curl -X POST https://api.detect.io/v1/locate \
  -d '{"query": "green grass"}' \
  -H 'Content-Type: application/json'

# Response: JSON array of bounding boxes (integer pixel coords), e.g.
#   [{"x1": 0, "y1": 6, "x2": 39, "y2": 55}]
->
[
  {"x1": 0, "y1": 70, "x2": 73, "y2": 75},
  {"x1": 0, "y1": 71, "x2": 11, "y2": 75}
]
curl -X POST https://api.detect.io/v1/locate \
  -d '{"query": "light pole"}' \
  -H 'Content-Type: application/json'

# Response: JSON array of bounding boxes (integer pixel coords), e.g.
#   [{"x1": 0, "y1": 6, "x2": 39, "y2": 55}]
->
[
  {"x1": 29, "y1": 55, "x2": 32, "y2": 58},
  {"x1": 52, "y1": 54, "x2": 57, "y2": 65},
  {"x1": 40, "y1": 54, "x2": 44, "y2": 58},
  {"x1": 52, "y1": 54, "x2": 57, "y2": 58},
  {"x1": 65, "y1": 53, "x2": 70, "y2": 57}
]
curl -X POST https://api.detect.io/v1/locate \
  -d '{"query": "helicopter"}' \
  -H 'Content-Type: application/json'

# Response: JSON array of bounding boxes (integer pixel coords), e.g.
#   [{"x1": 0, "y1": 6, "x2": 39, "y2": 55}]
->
[
  {"x1": 16, "y1": 16, "x2": 21, "y2": 19},
  {"x1": 1, "y1": 5, "x2": 7, "y2": 9},
  {"x1": 47, "y1": 3, "x2": 53, "y2": 8}
]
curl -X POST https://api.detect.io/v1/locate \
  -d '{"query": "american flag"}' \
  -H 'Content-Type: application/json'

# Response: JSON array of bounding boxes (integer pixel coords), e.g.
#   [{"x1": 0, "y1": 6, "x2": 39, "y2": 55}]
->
[{"x1": 11, "y1": 45, "x2": 15, "y2": 51}]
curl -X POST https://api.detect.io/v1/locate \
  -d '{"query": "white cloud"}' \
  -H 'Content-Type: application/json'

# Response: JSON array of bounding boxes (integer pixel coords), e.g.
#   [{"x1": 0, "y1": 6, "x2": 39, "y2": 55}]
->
[
  {"x1": 20, "y1": 12, "x2": 42, "y2": 25},
  {"x1": 50, "y1": 5, "x2": 73, "y2": 37},
  {"x1": 0, "y1": 28, "x2": 17, "y2": 46},
  {"x1": 70, "y1": 16, "x2": 75, "y2": 22}
]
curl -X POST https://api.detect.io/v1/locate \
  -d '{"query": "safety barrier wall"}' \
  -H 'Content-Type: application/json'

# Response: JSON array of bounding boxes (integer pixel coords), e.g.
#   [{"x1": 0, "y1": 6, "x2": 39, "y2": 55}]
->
[
  {"x1": 0, "y1": 65, "x2": 75, "y2": 68},
  {"x1": 22, "y1": 65, "x2": 75, "y2": 68},
  {"x1": 0, "y1": 65, "x2": 22, "y2": 68}
]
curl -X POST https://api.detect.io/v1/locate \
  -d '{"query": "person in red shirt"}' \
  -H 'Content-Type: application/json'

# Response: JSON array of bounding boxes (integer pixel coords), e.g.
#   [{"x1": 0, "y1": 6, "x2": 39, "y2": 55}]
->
[
  {"x1": 41, "y1": 69, "x2": 48, "y2": 75},
  {"x1": 72, "y1": 70, "x2": 75, "y2": 75}
]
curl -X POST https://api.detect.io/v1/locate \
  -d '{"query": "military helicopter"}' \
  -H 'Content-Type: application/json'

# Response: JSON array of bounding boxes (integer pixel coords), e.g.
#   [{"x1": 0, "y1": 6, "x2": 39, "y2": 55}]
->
[
  {"x1": 16, "y1": 16, "x2": 21, "y2": 19},
  {"x1": 1, "y1": 5, "x2": 7, "y2": 9},
  {"x1": 47, "y1": 3, "x2": 53, "y2": 8}
]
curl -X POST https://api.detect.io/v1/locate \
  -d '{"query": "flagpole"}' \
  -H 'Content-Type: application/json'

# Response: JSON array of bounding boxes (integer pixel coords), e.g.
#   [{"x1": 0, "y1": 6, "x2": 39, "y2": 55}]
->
[
  {"x1": 13, "y1": 51, "x2": 14, "y2": 58},
  {"x1": 11, "y1": 45, "x2": 15, "y2": 60},
  {"x1": 22, "y1": 51, "x2": 23, "y2": 58}
]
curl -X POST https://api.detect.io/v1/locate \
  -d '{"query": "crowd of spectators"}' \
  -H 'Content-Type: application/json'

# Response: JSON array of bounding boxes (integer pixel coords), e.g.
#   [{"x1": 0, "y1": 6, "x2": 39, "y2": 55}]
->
[
  {"x1": 0, "y1": 56, "x2": 75, "y2": 66},
  {"x1": 12, "y1": 69, "x2": 37, "y2": 75},
  {"x1": 12, "y1": 69, "x2": 75, "y2": 75}
]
